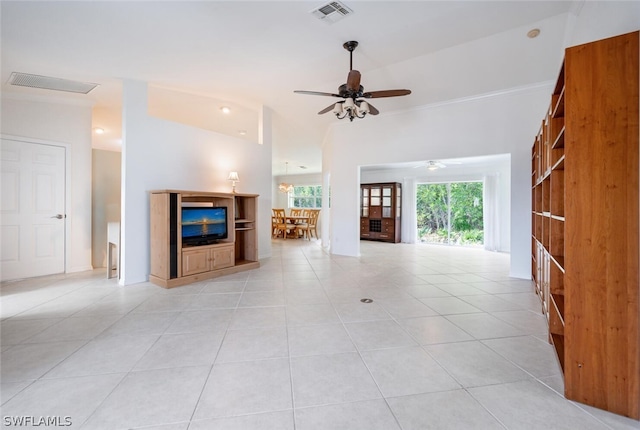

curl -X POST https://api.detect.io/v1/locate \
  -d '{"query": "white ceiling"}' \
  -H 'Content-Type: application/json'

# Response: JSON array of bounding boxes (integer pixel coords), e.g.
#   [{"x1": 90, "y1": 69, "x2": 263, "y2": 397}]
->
[{"x1": 1, "y1": 1, "x2": 577, "y2": 175}]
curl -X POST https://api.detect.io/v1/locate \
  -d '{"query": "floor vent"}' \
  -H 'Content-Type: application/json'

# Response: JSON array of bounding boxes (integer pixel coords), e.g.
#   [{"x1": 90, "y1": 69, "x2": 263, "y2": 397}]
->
[
  {"x1": 8, "y1": 72, "x2": 98, "y2": 94},
  {"x1": 310, "y1": 1, "x2": 353, "y2": 24}
]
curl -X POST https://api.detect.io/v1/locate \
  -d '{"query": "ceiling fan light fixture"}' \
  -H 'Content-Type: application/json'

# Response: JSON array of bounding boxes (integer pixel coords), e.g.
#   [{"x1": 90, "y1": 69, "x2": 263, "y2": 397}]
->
[
  {"x1": 344, "y1": 97, "x2": 355, "y2": 109},
  {"x1": 334, "y1": 98, "x2": 367, "y2": 122}
]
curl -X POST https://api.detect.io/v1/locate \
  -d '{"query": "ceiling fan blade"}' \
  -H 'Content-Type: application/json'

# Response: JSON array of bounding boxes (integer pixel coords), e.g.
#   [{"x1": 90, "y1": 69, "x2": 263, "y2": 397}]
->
[
  {"x1": 366, "y1": 102, "x2": 379, "y2": 115},
  {"x1": 362, "y1": 89, "x2": 412, "y2": 98},
  {"x1": 346, "y1": 70, "x2": 361, "y2": 92},
  {"x1": 318, "y1": 102, "x2": 340, "y2": 115},
  {"x1": 294, "y1": 90, "x2": 342, "y2": 98}
]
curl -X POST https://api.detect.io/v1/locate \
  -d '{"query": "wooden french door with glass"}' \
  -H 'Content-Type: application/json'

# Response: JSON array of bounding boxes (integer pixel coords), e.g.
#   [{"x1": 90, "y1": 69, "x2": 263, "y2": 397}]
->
[{"x1": 360, "y1": 182, "x2": 401, "y2": 243}]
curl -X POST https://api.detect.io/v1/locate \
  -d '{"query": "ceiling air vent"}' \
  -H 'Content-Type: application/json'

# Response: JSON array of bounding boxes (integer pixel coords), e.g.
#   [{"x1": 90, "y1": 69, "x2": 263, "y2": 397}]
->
[
  {"x1": 8, "y1": 72, "x2": 98, "y2": 94},
  {"x1": 311, "y1": 1, "x2": 353, "y2": 24}
]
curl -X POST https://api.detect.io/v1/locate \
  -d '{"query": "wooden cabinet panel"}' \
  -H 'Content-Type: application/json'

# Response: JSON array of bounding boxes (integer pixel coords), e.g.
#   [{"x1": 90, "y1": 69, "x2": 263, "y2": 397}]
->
[
  {"x1": 531, "y1": 31, "x2": 639, "y2": 419},
  {"x1": 183, "y1": 244, "x2": 235, "y2": 276},
  {"x1": 150, "y1": 193, "x2": 171, "y2": 279},
  {"x1": 212, "y1": 245, "x2": 234, "y2": 270},
  {"x1": 182, "y1": 248, "x2": 210, "y2": 276},
  {"x1": 563, "y1": 31, "x2": 639, "y2": 419},
  {"x1": 360, "y1": 182, "x2": 401, "y2": 243},
  {"x1": 548, "y1": 296, "x2": 564, "y2": 336},
  {"x1": 360, "y1": 219, "x2": 369, "y2": 237}
]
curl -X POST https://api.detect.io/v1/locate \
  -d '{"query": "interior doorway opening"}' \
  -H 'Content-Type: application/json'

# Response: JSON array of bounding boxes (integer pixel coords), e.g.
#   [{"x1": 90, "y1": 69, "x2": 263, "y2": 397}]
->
[{"x1": 417, "y1": 181, "x2": 483, "y2": 247}]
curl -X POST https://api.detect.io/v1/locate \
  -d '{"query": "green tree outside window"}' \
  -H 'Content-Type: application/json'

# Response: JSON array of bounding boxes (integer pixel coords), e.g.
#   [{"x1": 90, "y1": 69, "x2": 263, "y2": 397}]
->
[
  {"x1": 290, "y1": 185, "x2": 322, "y2": 208},
  {"x1": 417, "y1": 182, "x2": 483, "y2": 246}
]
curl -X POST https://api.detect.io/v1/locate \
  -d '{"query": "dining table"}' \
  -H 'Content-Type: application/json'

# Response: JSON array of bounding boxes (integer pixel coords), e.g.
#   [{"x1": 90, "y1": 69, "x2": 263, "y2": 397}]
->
[{"x1": 285, "y1": 215, "x2": 309, "y2": 238}]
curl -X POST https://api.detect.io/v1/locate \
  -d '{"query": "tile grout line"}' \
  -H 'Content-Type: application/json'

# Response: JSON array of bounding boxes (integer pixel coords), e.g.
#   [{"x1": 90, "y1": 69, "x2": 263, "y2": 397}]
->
[{"x1": 185, "y1": 275, "x2": 247, "y2": 425}]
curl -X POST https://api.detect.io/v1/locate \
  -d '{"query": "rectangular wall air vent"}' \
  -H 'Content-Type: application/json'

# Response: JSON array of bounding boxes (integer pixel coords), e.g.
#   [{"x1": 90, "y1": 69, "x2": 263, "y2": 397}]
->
[
  {"x1": 311, "y1": 1, "x2": 353, "y2": 24},
  {"x1": 8, "y1": 72, "x2": 98, "y2": 94}
]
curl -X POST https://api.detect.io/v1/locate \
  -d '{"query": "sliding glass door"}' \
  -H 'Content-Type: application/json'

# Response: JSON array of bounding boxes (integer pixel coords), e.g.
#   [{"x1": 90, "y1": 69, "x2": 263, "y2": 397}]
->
[
  {"x1": 417, "y1": 182, "x2": 484, "y2": 246},
  {"x1": 417, "y1": 183, "x2": 449, "y2": 244}
]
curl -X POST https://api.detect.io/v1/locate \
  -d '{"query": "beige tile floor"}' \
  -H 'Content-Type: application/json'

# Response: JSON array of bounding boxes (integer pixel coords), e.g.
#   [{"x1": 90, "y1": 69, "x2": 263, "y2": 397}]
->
[{"x1": 1, "y1": 240, "x2": 638, "y2": 429}]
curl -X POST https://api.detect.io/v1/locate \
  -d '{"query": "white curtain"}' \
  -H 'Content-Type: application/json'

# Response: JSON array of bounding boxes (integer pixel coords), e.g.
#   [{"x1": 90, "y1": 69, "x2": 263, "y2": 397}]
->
[
  {"x1": 402, "y1": 177, "x2": 417, "y2": 243},
  {"x1": 483, "y1": 173, "x2": 500, "y2": 251}
]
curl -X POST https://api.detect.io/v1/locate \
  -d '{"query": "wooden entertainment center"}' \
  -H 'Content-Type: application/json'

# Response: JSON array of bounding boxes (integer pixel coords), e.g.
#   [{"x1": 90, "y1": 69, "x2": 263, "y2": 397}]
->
[
  {"x1": 531, "y1": 31, "x2": 638, "y2": 419},
  {"x1": 149, "y1": 190, "x2": 259, "y2": 288}
]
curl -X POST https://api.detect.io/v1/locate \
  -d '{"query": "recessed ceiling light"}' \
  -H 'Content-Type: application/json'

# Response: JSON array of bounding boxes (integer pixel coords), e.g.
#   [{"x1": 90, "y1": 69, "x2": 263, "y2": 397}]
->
[
  {"x1": 238, "y1": 130, "x2": 247, "y2": 135},
  {"x1": 94, "y1": 127, "x2": 104, "y2": 134},
  {"x1": 527, "y1": 28, "x2": 541, "y2": 39},
  {"x1": 220, "y1": 106, "x2": 231, "y2": 114}
]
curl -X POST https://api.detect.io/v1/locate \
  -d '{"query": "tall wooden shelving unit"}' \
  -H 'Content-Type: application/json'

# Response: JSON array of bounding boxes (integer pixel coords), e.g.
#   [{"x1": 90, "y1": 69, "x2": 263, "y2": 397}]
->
[
  {"x1": 149, "y1": 190, "x2": 259, "y2": 288},
  {"x1": 532, "y1": 60, "x2": 566, "y2": 370},
  {"x1": 531, "y1": 31, "x2": 639, "y2": 419}
]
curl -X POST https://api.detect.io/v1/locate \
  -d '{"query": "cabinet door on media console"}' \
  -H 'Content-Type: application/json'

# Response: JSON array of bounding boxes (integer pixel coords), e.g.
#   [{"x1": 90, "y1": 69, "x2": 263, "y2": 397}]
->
[
  {"x1": 212, "y1": 245, "x2": 234, "y2": 270},
  {"x1": 182, "y1": 244, "x2": 235, "y2": 276},
  {"x1": 182, "y1": 247, "x2": 210, "y2": 276}
]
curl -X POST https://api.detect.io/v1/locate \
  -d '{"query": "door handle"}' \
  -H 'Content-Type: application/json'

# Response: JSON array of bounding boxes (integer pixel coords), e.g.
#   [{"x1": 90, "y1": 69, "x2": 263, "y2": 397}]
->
[{"x1": 51, "y1": 214, "x2": 64, "y2": 219}]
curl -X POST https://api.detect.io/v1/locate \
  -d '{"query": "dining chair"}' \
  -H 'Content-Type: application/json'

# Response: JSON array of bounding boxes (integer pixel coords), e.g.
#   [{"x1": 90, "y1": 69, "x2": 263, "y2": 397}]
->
[
  {"x1": 272, "y1": 208, "x2": 292, "y2": 239},
  {"x1": 297, "y1": 209, "x2": 320, "y2": 240},
  {"x1": 289, "y1": 208, "x2": 305, "y2": 237},
  {"x1": 271, "y1": 216, "x2": 278, "y2": 238}
]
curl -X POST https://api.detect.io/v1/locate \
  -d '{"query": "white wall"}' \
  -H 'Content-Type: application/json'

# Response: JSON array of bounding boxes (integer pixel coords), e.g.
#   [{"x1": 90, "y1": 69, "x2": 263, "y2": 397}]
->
[
  {"x1": 1, "y1": 94, "x2": 93, "y2": 274},
  {"x1": 565, "y1": 1, "x2": 640, "y2": 48},
  {"x1": 92, "y1": 149, "x2": 121, "y2": 268},
  {"x1": 325, "y1": 85, "x2": 550, "y2": 278},
  {"x1": 120, "y1": 81, "x2": 272, "y2": 285},
  {"x1": 323, "y1": 2, "x2": 639, "y2": 279}
]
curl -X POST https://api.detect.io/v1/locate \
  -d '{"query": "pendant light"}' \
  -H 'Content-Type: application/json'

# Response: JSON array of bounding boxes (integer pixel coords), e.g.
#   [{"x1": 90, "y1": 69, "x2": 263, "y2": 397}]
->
[{"x1": 278, "y1": 162, "x2": 294, "y2": 193}]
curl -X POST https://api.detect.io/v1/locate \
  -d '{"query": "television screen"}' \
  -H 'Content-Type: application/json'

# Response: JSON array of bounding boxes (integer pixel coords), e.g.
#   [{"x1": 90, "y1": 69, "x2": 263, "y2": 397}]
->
[{"x1": 181, "y1": 206, "x2": 228, "y2": 244}]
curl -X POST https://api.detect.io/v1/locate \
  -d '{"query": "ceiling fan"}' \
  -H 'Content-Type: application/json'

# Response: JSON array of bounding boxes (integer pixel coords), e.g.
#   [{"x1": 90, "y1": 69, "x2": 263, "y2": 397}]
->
[
  {"x1": 294, "y1": 41, "x2": 411, "y2": 121},
  {"x1": 414, "y1": 160, "x2": 462, "y2": 170}
]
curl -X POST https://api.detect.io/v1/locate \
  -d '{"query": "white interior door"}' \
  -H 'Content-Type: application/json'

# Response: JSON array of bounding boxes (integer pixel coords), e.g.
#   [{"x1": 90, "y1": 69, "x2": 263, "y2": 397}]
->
[{"x1": 1, "y1": 138, "x2": 66, "y2": 281}]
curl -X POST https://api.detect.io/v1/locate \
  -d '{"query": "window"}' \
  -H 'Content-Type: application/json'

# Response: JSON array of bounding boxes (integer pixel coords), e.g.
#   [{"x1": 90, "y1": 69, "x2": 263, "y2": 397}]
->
[
  {"x1": 416, "y1": 181, "x2": 484, "y2": 246},
  {"x1": 289, "y1": 185, "x2": 322, "y2": 208}
]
